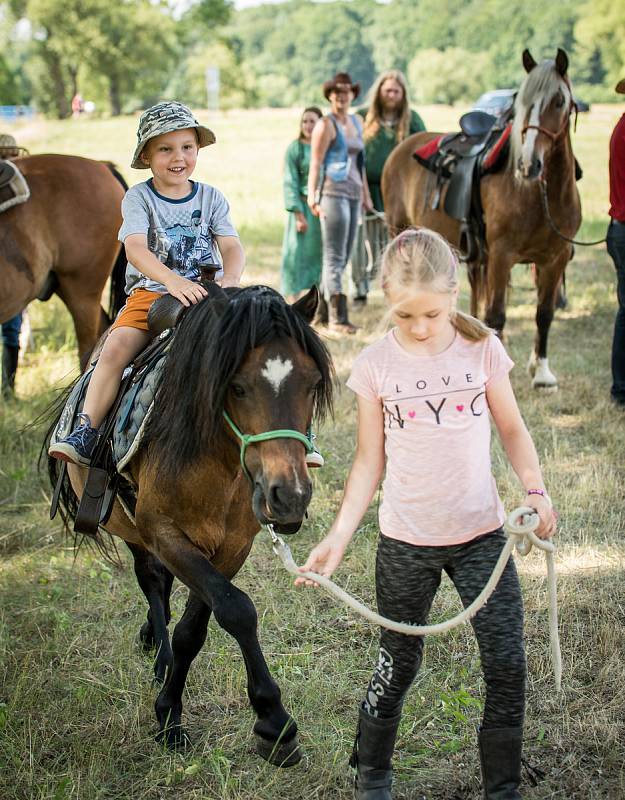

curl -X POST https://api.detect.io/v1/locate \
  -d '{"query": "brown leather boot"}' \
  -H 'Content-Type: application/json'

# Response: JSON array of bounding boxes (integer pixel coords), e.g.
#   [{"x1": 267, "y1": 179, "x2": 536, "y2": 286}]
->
[{"x1": 330, "y1": 294, "x2": 358, "y2": 334}]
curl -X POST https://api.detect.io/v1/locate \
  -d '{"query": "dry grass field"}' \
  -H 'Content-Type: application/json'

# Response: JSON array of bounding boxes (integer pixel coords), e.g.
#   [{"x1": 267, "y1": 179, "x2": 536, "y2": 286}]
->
[{"x1": 0, "y1": 105, "x2": 624, "y2": 799}]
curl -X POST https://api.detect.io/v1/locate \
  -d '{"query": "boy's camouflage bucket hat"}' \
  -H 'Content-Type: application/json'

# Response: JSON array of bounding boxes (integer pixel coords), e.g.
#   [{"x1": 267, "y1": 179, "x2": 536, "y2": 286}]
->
[{"x1": 131, "y1": 101, "x2": 216, "y2": 169}]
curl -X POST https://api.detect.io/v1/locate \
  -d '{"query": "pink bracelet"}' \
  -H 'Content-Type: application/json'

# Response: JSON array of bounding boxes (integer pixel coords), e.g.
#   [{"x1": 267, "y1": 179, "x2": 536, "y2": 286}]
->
[{"x1": 526, "y1": 489, "x2": 552, "y2": 507}]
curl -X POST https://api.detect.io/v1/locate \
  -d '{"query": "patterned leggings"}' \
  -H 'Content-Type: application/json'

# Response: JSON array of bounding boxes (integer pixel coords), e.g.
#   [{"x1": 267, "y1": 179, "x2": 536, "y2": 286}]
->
[{"x1": 364, "y1": 530, "x2": 526, "y2": 730}]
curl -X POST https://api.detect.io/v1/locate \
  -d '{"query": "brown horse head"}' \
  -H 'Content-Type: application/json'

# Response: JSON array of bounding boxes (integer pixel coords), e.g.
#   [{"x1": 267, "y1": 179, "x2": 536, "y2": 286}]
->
[
  {"x1": 513, "y1": 48, "x2": 574, "y2": 180},
  {"x1": 142, "y1": 284, "x2": 334, "y2": 535}
]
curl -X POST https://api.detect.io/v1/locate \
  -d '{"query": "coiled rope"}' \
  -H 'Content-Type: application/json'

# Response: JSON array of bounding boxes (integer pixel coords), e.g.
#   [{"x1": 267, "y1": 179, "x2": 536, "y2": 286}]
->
[{"x1": 268, "y1": 506, "x2": 561, "y2": 691}]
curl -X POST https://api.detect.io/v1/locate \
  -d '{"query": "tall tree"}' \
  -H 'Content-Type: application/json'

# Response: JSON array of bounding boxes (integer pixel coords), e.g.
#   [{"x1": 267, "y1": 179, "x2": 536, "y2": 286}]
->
[{"x1": 24, "y1": 0, "x2": 177, "y2": 117}]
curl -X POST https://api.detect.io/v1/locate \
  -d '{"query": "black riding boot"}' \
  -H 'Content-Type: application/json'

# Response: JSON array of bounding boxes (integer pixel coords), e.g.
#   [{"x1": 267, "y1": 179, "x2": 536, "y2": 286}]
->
[
  {"x1": 350, "y1": 707, "x2": 401, "y2": 799},
  {"x1": 478, "y1": 727, "x2": 523, "y2": 799},
  {"x1": 2, "y1": 345, "x2": 19, "y2": 398}
]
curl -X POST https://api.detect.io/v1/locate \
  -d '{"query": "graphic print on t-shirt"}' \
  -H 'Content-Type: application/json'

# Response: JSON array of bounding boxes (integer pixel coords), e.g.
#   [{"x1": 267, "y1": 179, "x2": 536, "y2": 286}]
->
[
  {"x1": 383, "y1": 370, "x2": 487, "y2": 428},
  {"x1": 147, "y1": 209, "x2": 214, "y2": 281}
]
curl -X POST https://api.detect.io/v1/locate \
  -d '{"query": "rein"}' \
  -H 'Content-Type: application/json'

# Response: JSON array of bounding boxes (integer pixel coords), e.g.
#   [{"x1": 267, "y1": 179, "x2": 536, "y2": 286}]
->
[
  {"x1": 522, "y1": 100, "x2": 606, "y2": 247},
  {"x1": 222, "y1": 410, "x2": 314, "y2": 483},
  {"x1": 269, "y1": 506, "x2": 562, "y2": 692},
  {"x1": 538, "y1": 177, "x2": 607, "y2": 246}
]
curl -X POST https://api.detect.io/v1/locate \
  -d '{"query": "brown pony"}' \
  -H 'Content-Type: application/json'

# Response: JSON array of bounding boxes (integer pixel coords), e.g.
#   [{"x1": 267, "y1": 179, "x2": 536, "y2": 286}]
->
[
  {"x1": 0, "y1": 154, "x2": 127, "y2": 369},
  {"x1": 47, "y1": 285, "x2": 334, "y2": 764},
  {"x1": 383, "y1": 49, "x2": 581, "y2": 390}
]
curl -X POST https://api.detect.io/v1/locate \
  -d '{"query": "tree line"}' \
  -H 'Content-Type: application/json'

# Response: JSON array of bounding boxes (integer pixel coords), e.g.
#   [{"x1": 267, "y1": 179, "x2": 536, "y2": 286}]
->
[{"x1": 0, "y1": 0, "x2": 622, "y2": 118}]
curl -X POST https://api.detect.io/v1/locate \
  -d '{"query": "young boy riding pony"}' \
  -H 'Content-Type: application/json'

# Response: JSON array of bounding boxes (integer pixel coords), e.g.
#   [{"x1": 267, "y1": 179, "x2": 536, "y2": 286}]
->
[{"x1": 50, "y1": 101, "x2": 245, "y2": 465}]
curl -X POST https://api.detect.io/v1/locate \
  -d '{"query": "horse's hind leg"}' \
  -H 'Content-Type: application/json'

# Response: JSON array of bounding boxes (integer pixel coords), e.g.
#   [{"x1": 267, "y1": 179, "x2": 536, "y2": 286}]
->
[
  {"x1": 483, "y1": 246, "x2": 513, "y2": 336},
  {"x1": 467, "y1": 256, "x2": 486, "y2": 318},
  {"x1": 55, "y1": 274, "x2": 108, "y2": 370},
  {"x1": 155, "y1": 591, "x2": 211, "y2": 749},
  {"x1": 126, "y1": 542, "x2": 174, "y2": 684}
]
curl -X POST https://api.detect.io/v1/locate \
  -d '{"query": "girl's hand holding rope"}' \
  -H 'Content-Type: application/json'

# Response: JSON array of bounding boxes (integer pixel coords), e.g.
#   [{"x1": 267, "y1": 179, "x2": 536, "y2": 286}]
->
[
  {"x1": 294, "y1": 533, "x2": 347, "y2": 588},
  {"x1": 525, "y1": 492, "x2": 558, "y2": 539}
]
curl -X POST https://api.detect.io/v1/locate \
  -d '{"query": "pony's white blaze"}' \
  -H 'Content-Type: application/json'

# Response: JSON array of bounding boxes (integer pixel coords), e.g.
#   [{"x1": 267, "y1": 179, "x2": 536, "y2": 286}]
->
[
  {"x1": 262, "y1": 356, "x2": 293, "y2": 394},
  {"x1": 521, "y1": 104, "x2": 541, "y2": 173}
]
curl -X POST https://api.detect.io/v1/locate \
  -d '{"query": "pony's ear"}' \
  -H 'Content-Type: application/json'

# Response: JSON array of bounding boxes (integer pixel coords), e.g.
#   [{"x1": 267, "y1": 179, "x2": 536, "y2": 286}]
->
[
  {"x1": 555, "y1": 48, "x2": 569, "y2": 76},
  {"x1": 522, "y1": 49, "x2": 537, "y2": 73},
  {"x1": 204, "y1": 280, "x2": 229, "y2": 313},
  {"x1": 292, "y1": 285, "x2": 318, "y2": 323}
]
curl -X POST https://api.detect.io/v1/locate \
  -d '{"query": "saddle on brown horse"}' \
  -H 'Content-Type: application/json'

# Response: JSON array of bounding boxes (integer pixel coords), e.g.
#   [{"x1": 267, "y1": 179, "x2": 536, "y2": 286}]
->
[{"x1": 413, "y1": 109, "x2": 513, "y2": 262}]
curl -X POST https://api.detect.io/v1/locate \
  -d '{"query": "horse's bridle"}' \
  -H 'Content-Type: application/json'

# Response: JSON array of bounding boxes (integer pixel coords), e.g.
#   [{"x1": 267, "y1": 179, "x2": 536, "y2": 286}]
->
[
  {"x1": 521, "y1": 89, "x2": 578, "y2": 145},
  {"x1": 222, "y1": 410, "x2": 314, "y2": 483}
]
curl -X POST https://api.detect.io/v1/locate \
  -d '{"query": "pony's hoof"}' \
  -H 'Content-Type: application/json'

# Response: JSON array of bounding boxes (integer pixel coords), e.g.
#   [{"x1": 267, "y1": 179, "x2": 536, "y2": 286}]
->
[
  {"x1": 530, "y1": 356, "x2": 557, "y2": 391},
  {"x1": 254, "y1": 732, "x2": 302, "y2": 767},
  {"x1": 533, "y1": 382, "x2": 558, "y2": 393},
  {"x1": 138, "y1": 621, "x2": 156, "y2": 652},
  {"x1": 156, "y1": 724, "x2": 191, "y2": 751}
]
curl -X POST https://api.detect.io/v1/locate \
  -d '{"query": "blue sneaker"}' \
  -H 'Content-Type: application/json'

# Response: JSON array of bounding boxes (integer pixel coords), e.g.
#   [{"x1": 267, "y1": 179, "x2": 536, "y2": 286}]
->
[{"x1": 48, "y1": 413, "x2": 99, "y2": 466}]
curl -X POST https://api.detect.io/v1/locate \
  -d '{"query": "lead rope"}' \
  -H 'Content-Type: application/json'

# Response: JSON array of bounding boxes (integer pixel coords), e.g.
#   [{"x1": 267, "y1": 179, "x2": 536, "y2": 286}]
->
[{"x1": 268, "y1": 506, "x2": 562, "y2": 692}]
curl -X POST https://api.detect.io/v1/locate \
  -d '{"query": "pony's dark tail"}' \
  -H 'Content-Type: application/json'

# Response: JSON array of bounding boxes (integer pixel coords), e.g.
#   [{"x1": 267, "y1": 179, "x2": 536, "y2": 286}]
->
[
  {"x1": 103, "y1": 162, "x2": 129, "y2": 319},
  {"x1": 40, "y1": 383, "x2": 122, "y2": 566}
]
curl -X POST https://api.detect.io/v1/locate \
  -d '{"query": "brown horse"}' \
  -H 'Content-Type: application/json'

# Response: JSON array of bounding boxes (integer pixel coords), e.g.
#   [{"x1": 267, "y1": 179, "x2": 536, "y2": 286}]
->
[
  {"x1": 383, "y1": 49, "x2": 581, "y2": 390},
  {"x1": 0, "y1": 154, "x2": 127, "y2": 371},
  {"x1": 47, "y1": 285, "x2": 334, "y2": 763}
]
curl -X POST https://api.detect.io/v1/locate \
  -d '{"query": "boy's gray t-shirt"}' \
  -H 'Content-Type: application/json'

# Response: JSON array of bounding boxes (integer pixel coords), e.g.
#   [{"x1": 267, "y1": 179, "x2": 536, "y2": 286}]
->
[{"x1": 118, "y1": 179, "x2": 239, "y2": 294}]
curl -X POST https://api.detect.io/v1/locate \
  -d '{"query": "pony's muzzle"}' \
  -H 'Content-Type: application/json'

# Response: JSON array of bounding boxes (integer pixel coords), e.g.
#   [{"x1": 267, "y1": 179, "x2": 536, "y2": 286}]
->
[
  {"x1": 252, "y1": 477, "x2": 312, "y2": 534},
  {"x1": 517, "y1": 155, "x2": 543, "y2": 180}
]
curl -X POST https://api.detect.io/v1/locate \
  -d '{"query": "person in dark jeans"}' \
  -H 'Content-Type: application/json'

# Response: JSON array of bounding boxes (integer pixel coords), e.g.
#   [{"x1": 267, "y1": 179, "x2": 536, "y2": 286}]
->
[
  {"x1": 608, "y1": 78, "x2": 625, "y2": 407},
  {"x1": 2, "y1": 313, "x2": 22, "y2": 398}
]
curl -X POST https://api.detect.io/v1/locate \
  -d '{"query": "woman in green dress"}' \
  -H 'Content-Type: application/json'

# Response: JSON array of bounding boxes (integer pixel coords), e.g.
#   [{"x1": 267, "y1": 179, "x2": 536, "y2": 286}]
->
[{"x1": 280, "y1": 107, "x2": 323, "y2": 303}]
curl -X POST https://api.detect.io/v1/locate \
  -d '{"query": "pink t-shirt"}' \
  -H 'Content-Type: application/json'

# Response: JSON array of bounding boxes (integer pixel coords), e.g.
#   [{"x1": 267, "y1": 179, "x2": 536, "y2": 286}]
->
[{"x1": 346, "y1": 329, "x2": 514, "y2": 547}]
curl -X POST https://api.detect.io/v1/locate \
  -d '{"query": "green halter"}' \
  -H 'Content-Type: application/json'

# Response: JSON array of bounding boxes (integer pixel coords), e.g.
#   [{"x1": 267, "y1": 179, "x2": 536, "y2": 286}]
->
[{"x1": 222, "y1": 410, "x2": 314, "y2": 483}]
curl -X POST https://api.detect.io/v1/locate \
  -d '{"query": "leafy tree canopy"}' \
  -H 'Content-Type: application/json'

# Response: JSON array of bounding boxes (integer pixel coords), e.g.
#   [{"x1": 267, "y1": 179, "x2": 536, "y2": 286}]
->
[{"x1": 1, "y1": 0, "x2": 622, "y2": 116}]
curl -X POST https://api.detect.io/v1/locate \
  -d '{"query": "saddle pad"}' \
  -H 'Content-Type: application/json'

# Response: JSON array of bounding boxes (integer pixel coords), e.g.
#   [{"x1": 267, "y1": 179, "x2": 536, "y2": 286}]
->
[
  {"x1": 482, "y1": 124, "x2": 512, "y2": 173},
  {"x1": 0, "y1": 161, "x2": 30, "y2": 213},
  {"x1": 51, "y1": 351, "x2": 167, "y2": 475},
  {"x1": 112, "y1": 354, "x2": 166, "y2": 472},
  {"x1": 413, "y1": 135, "x2": 444, "y2": 170}
]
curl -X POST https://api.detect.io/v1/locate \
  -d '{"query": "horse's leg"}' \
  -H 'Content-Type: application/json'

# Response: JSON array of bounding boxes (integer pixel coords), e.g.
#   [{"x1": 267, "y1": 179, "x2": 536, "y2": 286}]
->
[
  {"x1": 483, "y1": 246, "x2": 513, "y2": 336},
  {"x1": 528, "y1": 252, "x2": 568, "y2": 391},
  {"x1": 467, "y1": 255, "x2": 486, "y2": 318},
  {"x1": 126, "y1": 542, "x2": 174, "y2": 684},
  {"x1": 155, "y1": 591, "x2": 211, "y2": 749},
  {"x1": 55, "y1": 276, "x2": 107, "y2": 370},
  {"x1": 143, "y1": 521, "x2": 300, "y2": 764}
]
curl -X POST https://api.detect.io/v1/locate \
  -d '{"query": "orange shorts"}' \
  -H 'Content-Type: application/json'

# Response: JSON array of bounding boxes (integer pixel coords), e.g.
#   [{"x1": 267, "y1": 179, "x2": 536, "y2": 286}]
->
[{"x1": 110, "y1": 288, "x2": 164, "y2": 332}]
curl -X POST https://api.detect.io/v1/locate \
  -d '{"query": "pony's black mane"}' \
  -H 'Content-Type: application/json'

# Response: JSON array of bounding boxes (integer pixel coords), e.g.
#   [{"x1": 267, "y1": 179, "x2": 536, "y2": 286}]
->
[{"x1": 143, "y1": 285, "x2": 334, "y2": 478}]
